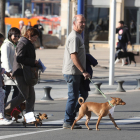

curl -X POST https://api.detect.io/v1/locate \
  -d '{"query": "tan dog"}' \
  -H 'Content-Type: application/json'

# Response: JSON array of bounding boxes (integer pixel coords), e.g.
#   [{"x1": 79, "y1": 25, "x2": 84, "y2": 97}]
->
[
  {"x1": 23, "y1": 113, "x2": 48, "y2": 128},
  {"x1": 6, "y1": 102, "x2": 26, "y2": 122},
  {"x1": 71, "y1": 97, "x2": 126, "y2": 131}
]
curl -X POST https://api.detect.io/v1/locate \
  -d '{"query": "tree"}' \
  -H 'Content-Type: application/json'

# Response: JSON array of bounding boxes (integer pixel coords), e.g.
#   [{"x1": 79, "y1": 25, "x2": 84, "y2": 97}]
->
[
  {"x1": 84, "y1": 0, "x2": 90, "y2": 54},
  {"x1": 0, "y1": 0, "x2": 5, "y2": 37}
]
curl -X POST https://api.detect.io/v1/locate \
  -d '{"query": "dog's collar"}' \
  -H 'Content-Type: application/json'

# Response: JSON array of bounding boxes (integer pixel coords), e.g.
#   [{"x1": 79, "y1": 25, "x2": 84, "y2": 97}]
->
[
  {"x1": 35, "y1": 115, "x2": 42, "y2": 121},
  {"x1": 108, "y1": 100, "x2": 114, "y2": 107}
]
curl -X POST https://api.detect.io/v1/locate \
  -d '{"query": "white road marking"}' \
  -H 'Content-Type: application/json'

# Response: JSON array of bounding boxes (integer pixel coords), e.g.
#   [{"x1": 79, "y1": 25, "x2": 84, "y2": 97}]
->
[
  {"x1": 100, "y1": 117, "x2": 140, "y2": 125},
  {"x1": 0, "y1": 128, "x2": 63, "y2": 140},
  {"x1": 1, "y1": 116, "x2": 140, "y2": 139},
  {"x1": 43, "y1": 116, "x2": 99, "y2": 124}
]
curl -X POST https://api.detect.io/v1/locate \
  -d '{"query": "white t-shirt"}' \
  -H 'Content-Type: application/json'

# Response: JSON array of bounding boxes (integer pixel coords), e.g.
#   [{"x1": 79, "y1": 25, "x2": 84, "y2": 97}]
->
[{"x1": 62, "y1": 30, "x2": 86, "y2": 75}]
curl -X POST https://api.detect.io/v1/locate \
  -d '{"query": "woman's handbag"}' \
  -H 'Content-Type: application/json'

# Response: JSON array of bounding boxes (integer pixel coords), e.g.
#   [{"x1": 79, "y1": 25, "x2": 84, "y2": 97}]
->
[
  {"x1": 21, "y1": 64, "x2": 39, "y2": 86},
  {"x1": 15, "y1": 51, "x2": 39, "y2": 86}
]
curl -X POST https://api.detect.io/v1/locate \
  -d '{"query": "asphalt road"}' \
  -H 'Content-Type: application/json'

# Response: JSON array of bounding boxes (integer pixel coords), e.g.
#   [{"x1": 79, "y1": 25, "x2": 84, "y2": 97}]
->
[{"x1": 1, "y1": 90, "x2": 140, "y2": 140}]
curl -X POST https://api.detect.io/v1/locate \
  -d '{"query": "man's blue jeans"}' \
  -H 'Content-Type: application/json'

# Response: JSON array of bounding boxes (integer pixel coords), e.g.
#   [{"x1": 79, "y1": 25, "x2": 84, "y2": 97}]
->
[{"x1": 63, "y1": 74, "x2": 88, "y2": 124}]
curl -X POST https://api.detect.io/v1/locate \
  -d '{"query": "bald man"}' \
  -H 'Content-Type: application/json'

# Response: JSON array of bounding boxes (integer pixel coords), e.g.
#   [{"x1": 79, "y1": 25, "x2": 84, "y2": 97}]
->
[{"x1": 62, "y1": 14, "x2": 91, "y2": 129}]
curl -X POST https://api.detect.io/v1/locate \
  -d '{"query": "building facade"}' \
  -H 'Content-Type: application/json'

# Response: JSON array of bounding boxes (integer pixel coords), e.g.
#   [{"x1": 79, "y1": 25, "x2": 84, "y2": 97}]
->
[
  {"x1": 6, "y1": 0, "x2": 61, "y2": 16},
  {"x1": 61, "y1": 0, "x2": 140, "y2": 48}
]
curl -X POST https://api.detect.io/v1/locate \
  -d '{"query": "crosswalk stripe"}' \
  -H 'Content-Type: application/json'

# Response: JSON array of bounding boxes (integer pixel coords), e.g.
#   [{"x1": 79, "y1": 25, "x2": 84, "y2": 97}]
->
[
  {"x1": 43, "y1": 116, "x2": 140, "y2": 125},
  {"x1": 100, "y1": 117, "x2": 140, "y2": 125},
  {"x1": 43, "y1": 116, "x2": 99, "y2": 124}
]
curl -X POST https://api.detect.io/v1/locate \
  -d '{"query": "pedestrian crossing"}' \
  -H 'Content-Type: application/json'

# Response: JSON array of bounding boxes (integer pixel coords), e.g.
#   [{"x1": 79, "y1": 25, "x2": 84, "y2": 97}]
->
[
  {"x1": 43, "y1": 116, "x2": 140, "y2": 125},
  {"x1": 1, "y1": 116, "x2": 140, "y2": 140}
]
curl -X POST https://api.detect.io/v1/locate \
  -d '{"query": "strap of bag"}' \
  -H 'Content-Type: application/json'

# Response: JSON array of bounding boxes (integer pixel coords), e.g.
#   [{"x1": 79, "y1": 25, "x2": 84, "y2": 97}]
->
[{"x1": 15, "y1": 50, "x2": 24, "y2": 68}]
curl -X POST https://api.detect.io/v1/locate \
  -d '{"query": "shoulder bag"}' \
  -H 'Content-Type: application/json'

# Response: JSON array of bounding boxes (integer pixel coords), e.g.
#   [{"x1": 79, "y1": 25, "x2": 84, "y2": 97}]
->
[{"x1": 20, "y1": 64, "x2": 39, "y2": 86}]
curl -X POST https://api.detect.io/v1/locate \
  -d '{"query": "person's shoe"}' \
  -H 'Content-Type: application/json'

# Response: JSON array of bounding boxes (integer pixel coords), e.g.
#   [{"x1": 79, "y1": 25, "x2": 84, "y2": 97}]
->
[
  {"x1": 0, "y1": 118, "x2": 13, "y2": 125},
  {"x1": 124, "y1": 62, "x2": 128, "y2": 65},
  {"x1": 63, "y1": 123, "x2": 82, "y2": 129}
]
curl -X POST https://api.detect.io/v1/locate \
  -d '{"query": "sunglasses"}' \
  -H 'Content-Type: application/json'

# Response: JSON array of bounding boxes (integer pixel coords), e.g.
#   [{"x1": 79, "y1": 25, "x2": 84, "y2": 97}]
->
[{"x1": 13, "y1": 34, "x2": 20, "y2": 38}]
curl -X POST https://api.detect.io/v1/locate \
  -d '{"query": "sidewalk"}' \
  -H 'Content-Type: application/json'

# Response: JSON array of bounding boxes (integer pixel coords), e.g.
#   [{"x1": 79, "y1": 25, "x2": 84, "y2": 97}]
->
[{"x1": 8, "y1": 46, "x2": 140, "y2": 102}]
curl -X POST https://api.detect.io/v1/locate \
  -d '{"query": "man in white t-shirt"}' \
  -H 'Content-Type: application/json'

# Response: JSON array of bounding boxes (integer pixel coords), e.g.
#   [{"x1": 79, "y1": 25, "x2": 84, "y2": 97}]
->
[{"x1": 62, "y1": 14, "x2": 91, "y2": 129}]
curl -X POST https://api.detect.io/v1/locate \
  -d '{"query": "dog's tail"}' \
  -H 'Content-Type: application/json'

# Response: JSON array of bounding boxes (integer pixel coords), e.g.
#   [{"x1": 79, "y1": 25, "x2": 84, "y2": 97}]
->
[{"x1": 78, "y1": 97, "x2": 85, "y2": 105}]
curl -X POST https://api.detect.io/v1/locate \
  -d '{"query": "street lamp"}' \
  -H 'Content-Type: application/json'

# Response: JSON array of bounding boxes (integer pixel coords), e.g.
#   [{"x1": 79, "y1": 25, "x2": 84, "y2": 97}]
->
[{"x1": 109, "y1": 0, "x2": 116, "y2": 85}]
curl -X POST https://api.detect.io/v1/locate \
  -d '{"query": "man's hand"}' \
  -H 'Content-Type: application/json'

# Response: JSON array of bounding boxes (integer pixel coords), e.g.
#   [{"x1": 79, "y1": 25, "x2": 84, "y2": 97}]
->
[
  {"x1": 82, "y1": 72, "x2": 91, "y2": 80},
  {"x1": 35, "y1": 60, "x2": 38, "y2": 64}
]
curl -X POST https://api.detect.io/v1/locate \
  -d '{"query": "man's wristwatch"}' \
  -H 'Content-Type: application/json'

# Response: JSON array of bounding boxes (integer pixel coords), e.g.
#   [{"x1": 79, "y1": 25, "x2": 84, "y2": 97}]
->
[{"x1": 82, "y1": 70, "x2": 86, "y2": 73}]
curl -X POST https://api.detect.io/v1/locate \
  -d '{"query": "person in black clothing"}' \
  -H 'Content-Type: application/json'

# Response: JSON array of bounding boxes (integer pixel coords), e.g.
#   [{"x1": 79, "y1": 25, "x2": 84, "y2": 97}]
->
[
  {"x1": 5, "y1": 28, "x2": 40, "y2": 114},
  {"x1": 33, "y1": 20, "x2": 44, "y2": 49},
  {"x1": 115, "y1": 21, "x2": 131, "y2": 64},
  {"x1": 88, "y1": 21, "x2": 94, "y2": 34}
]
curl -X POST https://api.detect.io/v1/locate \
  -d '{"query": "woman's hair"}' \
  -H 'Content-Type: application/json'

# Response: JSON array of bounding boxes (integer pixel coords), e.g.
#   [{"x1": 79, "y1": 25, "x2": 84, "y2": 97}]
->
[
  {"x1": 8, "y1": 27, "x2": 20, "y2": 43},
  {"x1": 0, "y1": 33, "x2": 4, "y2": 39},
  {"x1": 24, "y1": 28, "x2": 39, "y2": 39}
]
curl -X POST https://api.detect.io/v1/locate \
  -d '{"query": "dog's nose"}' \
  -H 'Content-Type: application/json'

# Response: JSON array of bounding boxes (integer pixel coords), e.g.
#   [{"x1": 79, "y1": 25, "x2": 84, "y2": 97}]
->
[{"x1": 122, "y1": 102, "x2": 126, "y2": 105}]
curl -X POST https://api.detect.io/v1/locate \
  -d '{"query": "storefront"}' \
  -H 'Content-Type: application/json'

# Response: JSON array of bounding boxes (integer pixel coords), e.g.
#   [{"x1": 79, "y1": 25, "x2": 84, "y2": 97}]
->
[
  {"x1": 31, "y1": 0, "x2": 61, "y2": 15},
  {"x1": 86, "y1": 0, "x2": 140, "y2": 46},
  {"x1": 87, "y1": 0, "x2": 110, "y2": 42},
  {"x1": 124, "y1": 0, "x2": 140, "y2": 45},
  {"x1": 6, "y1": 0, "x2": 31, "y2": 15}
]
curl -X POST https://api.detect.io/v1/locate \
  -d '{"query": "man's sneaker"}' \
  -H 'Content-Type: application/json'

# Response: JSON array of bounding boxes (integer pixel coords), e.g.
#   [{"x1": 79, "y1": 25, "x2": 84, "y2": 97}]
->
[
  {"x1": 0, "y1": 118, "x2": 13, "y2": 125},
  {"x1": 63, "y1": 123, "x2": 82, "y2": 129}
]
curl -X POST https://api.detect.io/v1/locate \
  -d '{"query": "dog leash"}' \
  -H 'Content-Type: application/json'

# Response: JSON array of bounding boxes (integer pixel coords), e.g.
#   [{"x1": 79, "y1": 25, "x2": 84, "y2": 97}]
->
[
  {"x1": 9, "y1": 76, "x2": 29, "y2": 104},
  {"x1": 88, "y1": 78, "x2": 114, "y2": 107}
]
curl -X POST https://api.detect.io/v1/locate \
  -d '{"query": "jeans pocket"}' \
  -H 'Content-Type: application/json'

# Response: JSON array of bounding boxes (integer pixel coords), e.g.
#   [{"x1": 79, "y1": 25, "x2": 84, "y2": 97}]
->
[{"x1": 64, "y1": 75, "x2": 73, "y2": 83}]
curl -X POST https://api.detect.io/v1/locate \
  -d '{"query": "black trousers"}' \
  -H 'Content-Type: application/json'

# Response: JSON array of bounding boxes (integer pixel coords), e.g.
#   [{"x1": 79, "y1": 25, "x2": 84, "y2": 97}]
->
[
  {"x1": 4, "y1": 85, "x2": 19, "y2": 104},
  {"x1": 39, "y1": 31, "x2": 43, "y2": 46}
]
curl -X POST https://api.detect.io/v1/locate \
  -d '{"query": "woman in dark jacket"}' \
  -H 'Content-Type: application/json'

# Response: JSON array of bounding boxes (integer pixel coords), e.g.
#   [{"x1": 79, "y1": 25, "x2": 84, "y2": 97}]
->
[{"x1": 5, "y1": 28, "x2": 39, "y2": 114}]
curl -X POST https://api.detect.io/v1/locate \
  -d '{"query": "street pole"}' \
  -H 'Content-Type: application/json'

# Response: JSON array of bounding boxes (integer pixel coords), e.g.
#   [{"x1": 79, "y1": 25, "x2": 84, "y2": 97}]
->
[
  {"x1": 77, "y1": 0, "x2": 84, "y2": 38},
  {"x1": 67, "y1": 0, "x2": 70, "y2": 37},
  {"x1": 22, "y1": 0, "x2": 25, "y2": 18},
  {"x1": 109, "y1": 0, "x2": 116, "y2": 85}
]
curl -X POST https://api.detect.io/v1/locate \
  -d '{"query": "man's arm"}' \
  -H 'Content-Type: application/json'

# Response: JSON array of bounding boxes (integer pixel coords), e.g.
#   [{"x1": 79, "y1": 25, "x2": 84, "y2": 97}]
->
[{"x1": 71, "y1": 52, "x2": 91, "y2": 79}]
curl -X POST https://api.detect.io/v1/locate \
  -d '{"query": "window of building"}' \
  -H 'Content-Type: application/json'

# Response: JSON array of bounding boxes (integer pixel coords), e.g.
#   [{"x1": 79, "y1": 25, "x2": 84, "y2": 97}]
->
[
  {"x1": 124, "y1": 7, "x2": 139, "y2": 44},
  {"x1": 87, "y1": 6, "x2": 109, "y2": 42}
]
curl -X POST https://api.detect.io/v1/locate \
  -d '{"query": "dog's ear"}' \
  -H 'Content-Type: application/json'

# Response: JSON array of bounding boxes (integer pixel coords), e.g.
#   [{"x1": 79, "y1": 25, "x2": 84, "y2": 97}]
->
[
  {"x1": 111, "y1": 97, "x2": 116, "y2": 99},
  {"x1": 39, "y1": 113, "x2": 42, "y2": 116}
]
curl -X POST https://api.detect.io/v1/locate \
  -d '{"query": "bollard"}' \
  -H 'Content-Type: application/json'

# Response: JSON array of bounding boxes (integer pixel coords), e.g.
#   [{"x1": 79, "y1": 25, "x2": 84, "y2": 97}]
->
[
  {"x1": 116, "y1": 80, "x2": 126, "y2": 92},
  {"x1": 93, "y1": 82, "x2": 102, "y2": 94},
  {"x1": 135, "y1": 79, "x2": 140, "y2": 89},
  {"x1": 41, "y1": 86, "x2": 53, "y2": 101}
]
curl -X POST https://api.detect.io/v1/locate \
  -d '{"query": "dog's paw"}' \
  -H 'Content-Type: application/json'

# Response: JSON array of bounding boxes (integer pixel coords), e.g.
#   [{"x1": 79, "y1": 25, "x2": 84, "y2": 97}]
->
[
  {"x1": 88, "y1": 128, "x2": 92, "y2": 130},
  {"x1": 117, "y1": 127, "x2": 121, "y2": 130},
  {"x1": 96, "y1": 128, "x2": 100, "y2": 131}
]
